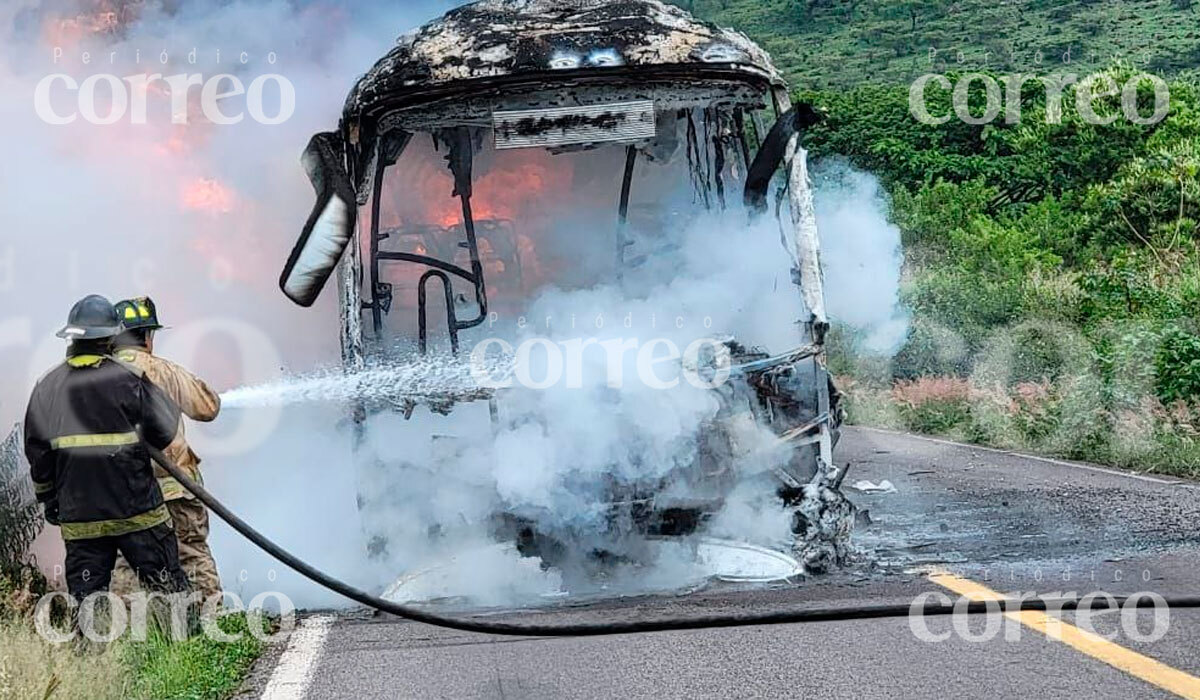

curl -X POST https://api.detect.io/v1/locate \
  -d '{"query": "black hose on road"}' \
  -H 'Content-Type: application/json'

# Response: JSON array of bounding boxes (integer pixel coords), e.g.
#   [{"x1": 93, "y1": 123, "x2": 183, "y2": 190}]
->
[{"x1": 149, "y1": 447, "x2": 1200, "y2": 638}]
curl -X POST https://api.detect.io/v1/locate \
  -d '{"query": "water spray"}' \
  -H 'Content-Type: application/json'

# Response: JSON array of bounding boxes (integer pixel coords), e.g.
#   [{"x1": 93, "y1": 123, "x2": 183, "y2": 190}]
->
[{"x1": 218, "y1": 354, "x2": 500, "y2": 410}]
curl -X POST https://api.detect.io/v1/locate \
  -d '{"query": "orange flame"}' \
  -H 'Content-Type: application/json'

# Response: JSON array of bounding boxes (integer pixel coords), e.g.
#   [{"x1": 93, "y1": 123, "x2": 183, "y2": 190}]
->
[
  {"x1": 181, "y1": 178, "x2": 236, "y2": 215},
  {"x1": 42, "y1": 1, "x2": 143, "y2": 49},
  {"x1": 370, "y1": 145, "x2": 586, "y2": 316}
]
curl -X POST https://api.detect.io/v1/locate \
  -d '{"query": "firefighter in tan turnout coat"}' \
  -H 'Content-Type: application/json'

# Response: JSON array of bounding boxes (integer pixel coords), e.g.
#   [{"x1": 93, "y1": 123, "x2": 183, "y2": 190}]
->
[{"x1": 111, "y1": 297, "x2": 224, "y2": 601}]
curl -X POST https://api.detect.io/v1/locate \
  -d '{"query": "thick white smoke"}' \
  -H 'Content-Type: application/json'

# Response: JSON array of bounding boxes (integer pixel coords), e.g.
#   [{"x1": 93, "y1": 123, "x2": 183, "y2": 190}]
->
[
  {"x1": 343, "y1": 209, "x2": 803, "y2": 604},
  {"x1": 0, "y1": 0, "x2": 456, "y2": 602},
  {"x1": 813, "y1": 158, "x2": 909, "y2": 354},
  {"x1": 243, "y1": 185, "x2": 899, "y2": 608},
  {"x1": 1, "y1": 1, "x2": 907, "y2": 609},
  {"x1": 0, "y1": 0, "x2": 460, "y2": 429}
]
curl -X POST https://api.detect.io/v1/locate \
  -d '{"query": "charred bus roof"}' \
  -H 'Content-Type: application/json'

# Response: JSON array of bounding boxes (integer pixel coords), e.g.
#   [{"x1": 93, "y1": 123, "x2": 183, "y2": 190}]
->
[{"x1": 343, "y1": 0, "x2": 786, "y2": 123}]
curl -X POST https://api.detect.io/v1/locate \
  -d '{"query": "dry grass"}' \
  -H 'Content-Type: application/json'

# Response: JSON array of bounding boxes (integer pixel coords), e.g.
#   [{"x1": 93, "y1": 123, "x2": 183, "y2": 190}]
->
[
  {"x1": 888, "y1": 377, "x2": 974, "y2": 435},
  {"x1": 0, "y1": 562, "x2": 270, "y2": 700},
  {"x1": 890, "y1": 376, "x2": 973, "y2": 407},
  {"x1": 0, "y1": 620, "x2": 129, "y2": 700},
  {"x1": 843, "y1": 373, "x2": 1200, "y2": 478}
]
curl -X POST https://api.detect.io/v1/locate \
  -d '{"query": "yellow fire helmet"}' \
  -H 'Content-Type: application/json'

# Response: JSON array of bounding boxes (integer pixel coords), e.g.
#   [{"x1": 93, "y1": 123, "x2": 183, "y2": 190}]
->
[{"x1": 113, "y1": 296, "x2": 164, "y2": 331}]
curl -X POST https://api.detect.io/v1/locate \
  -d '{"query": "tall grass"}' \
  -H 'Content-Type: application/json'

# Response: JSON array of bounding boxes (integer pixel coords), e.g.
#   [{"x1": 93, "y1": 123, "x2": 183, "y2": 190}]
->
[
  {"x1": 0, "y1": 621, "x2": 129, "y2": 700},
  {"x1": 843, "y1": 374, "x2": 1200, "y2": 478},
  {"x1": 1, "y1": 567, "x2": 270, "y2": 700}
]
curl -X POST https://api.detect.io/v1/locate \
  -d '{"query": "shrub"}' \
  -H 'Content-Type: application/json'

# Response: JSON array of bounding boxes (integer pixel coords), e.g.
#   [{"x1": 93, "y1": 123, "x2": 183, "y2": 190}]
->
[
  {"x1": 1007, "y1": 381, "x2": 1062, "y2": 442},
  {"x1": 1156, "y1": 325, "x2": 1200, "y2": 403},
  {"x1": 890, "y1": 318, "x2": 972, "y2": 379},
  {"x1": 838, "y1": 376, "x2": 904, "y2": 429},
  {"x1": 891, "y1": 376, "x2": 973, "y2": 433}
]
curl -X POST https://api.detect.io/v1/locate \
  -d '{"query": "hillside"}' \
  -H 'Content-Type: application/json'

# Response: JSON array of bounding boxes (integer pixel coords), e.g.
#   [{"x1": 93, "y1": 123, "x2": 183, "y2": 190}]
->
[
  {"x1": 677, "y1": 0, "x2": 1200, "y2": 89},
  {"x1": 675, "y1": 1, "x2": 1200, "y2": 475}
]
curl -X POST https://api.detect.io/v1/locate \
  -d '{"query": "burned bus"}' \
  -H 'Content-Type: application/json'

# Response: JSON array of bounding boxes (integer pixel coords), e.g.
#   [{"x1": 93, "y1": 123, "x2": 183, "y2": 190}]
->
[{"x1": 280, "y1": 0, "x2": 851, "y2": 580}]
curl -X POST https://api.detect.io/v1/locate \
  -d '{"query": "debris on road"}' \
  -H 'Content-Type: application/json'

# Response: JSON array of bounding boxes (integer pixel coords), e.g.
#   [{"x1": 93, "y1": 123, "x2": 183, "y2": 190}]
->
[{"x1": 851, "y1": 480, "x2": 897, "y2": 494}]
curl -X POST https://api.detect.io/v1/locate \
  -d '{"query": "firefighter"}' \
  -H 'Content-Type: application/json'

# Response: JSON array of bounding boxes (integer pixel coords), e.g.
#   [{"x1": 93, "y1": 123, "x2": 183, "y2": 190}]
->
[
  {"x1": 109, "y1": 296, "x2": 224, "y2": 603},
  {"x1": 24, "y1": 295, "x2": 190, "y2": 601}
]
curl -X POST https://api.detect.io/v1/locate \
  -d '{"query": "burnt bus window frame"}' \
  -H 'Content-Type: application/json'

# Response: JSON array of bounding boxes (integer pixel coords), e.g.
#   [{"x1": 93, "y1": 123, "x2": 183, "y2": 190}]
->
[
  {"x1": 354, "y1": 87, "x2": 782, "y2": 360},
  {"x1": 363, "y1": 128, "x2": 490, "y2": 355}
]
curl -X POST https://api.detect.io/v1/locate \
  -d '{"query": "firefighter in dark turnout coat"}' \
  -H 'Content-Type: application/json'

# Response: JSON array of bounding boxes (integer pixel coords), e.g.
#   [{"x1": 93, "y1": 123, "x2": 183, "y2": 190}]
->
[{"x1": 24, "y1": 295, "x2": 190, "y2": 600}]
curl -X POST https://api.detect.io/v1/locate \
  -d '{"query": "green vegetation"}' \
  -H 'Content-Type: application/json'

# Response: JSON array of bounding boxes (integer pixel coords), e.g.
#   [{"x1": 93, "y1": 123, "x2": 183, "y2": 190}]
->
[
  {"x1": 682, "y1": 1, "x2": 1200, "y2": 475},
  {"x1": 124, "y1": 614, "x2": 269, "y2": 700},
  {"x1": 677, "y1": 0, "x2": 1200, "y2": 89},
  {"x1": 0, "y1": 568, "x2": 271, "y2": 700},
  {"x1": 813, "y1": 70, "x2": 1200, "y2": 476}
]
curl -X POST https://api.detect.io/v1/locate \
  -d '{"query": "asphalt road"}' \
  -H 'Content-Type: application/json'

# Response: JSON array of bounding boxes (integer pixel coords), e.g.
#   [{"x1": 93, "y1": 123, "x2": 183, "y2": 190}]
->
[{"x1": 240, "y1": 427, "x2": 1200, "y2": 700}]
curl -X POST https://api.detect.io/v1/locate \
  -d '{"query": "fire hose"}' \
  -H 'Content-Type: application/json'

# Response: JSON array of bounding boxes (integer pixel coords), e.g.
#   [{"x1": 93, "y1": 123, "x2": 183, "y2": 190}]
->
[{"x1": 149, "y1": 447, "x2": 1200, "y2": 637}]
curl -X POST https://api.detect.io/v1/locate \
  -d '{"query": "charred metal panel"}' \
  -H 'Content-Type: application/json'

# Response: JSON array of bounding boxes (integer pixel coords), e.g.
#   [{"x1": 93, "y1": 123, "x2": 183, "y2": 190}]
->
[
  {"x1": 345, "y1": 0, "x2": 783, "y2": 119},
  {"x1": 337, "y1": 228, "x2": 365, "y2": 371},
  {"x1": 786, "y1": 139, "x2": 828, "y2": 330},
  {"x1": 493, "y1": 100, "x2": 656, "y2": 149},
  {"x1": 378, "y1": 81, "x2": 766, "y2": 135}
]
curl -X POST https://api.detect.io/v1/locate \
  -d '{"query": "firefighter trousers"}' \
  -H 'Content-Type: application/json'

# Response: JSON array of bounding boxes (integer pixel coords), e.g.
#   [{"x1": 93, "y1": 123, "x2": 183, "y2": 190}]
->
[
  {"x1": 112, "y1": 498, "x2": 222, "y2": 601},
  {"x1": 65, "y1": 522, "x2": 190, "y2": 601}
]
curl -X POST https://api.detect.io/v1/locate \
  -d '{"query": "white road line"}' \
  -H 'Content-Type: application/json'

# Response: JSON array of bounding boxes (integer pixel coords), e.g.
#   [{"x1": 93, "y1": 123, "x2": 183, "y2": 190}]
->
[
  {"x1": 260, "y1": 614, "x2": 335, "y2": 700},
  {"x1": 855, "y1": 426, "x2": 1183, "y2": 485}
]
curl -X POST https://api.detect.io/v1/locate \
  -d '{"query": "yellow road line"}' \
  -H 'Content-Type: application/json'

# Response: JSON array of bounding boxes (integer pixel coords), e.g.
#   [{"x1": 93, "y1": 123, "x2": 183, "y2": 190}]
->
[{"x1": 929, "y1": 572, "x2": 1200, "y2": 700}]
